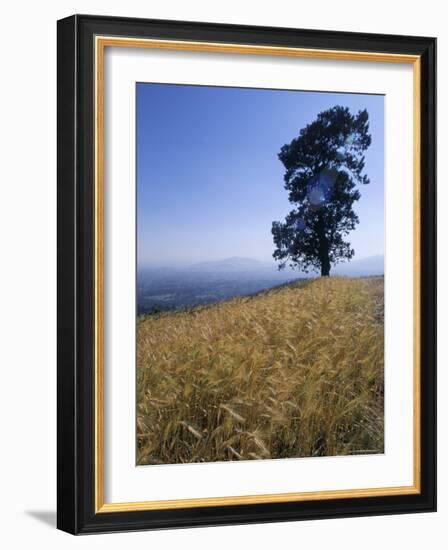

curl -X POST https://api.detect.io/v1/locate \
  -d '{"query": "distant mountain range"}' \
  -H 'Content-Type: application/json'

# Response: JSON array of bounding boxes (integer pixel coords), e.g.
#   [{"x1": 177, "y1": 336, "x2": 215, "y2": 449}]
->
[
  {"x1": 188, "y1": 257, "x2": 269, "y2": 272},
  {"x1": 333, "y1": 255, "x2": 384, "y2": 277},
  {"x1": 137, "y1": 255, "x2": 384, "y2": 314},
  {"x1": 187, "y1": 255, "x2": 384, "y2": 277}
]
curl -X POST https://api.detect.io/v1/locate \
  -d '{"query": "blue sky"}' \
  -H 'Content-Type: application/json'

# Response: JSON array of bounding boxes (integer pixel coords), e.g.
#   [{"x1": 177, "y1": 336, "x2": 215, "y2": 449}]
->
[{"x1": 137, "y1": 83, "x2": 384, "y2": 267}]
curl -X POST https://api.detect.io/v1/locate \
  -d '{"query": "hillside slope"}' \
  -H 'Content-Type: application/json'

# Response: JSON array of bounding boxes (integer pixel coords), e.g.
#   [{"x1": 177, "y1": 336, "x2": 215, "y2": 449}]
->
[{"x1": 137, "y1": 277, "x2": 384, "y2": 465}]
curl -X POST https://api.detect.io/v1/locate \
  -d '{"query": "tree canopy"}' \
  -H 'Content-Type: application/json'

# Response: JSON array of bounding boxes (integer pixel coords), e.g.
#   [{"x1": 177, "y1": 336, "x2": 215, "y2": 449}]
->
[{"x1": 272, "y1": 105, "x2": 372, "y2": 276}]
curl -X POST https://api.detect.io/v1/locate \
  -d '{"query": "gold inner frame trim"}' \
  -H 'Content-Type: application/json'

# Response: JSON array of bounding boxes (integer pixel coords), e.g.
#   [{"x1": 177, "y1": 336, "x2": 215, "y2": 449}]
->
[{"x1": 94, "y1": 35, "x2": 421, "y2": 514}]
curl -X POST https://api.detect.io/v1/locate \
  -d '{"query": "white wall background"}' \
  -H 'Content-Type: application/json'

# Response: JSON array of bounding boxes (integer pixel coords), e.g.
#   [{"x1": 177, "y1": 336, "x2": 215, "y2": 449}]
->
[{"x1": 0, "y1": 1, "x2": 444, "y2": 547}]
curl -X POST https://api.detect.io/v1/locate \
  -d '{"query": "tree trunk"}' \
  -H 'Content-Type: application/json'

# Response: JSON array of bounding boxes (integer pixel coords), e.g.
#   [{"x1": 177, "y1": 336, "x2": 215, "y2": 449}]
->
[
  {"x1": 317, "y1": 215, "x2": 331, "y2": 277},
  {"x1": 320, "y1": 257, "x2": 330, "y2": 277}
]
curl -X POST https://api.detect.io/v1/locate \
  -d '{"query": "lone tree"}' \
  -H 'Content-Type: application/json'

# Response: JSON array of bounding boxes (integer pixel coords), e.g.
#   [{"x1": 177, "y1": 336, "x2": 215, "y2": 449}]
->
[{"x1": 272, "y1": 106, "x2": 372, "y2": 276}]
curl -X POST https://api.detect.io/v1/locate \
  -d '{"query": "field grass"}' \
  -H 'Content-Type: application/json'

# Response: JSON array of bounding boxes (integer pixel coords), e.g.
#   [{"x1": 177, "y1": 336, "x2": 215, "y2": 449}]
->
[{"x1": 137, "y1": 276, "x2": 384, "y2": 465}]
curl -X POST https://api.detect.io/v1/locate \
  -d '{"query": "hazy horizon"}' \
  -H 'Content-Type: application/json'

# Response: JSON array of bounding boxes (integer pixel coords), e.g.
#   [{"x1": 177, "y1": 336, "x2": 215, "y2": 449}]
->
[
  {"x1": 137, "y1": 83, "x2": 384, "y2": 269},
  {"x1": 138, "y1": 253, "x2": 385, "y2": 270}
]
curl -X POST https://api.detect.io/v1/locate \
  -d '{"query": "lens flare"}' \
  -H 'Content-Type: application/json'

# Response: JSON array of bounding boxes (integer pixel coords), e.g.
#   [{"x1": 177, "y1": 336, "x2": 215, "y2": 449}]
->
[
  {"x1": 306, "y1": 168, "x2": 337, "y2": 210},
  {"x1": 345, "y1": 134, "x2": 355, "y2": 146},
  {"x1": 308, "y1": 187, "x2": 325, "y2": 208},
  {"x1": 295, "y1": 217, "x2": 306, "y2": 231},
  {"x1": 335, "y1": 146, "x2": 346, "y2": 161}
]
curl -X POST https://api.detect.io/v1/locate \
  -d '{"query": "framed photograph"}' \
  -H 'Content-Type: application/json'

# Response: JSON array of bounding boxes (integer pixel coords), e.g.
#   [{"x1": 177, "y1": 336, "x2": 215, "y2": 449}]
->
[{"x1": 57, "y1": 14, "x2": 436, "y2": 534}]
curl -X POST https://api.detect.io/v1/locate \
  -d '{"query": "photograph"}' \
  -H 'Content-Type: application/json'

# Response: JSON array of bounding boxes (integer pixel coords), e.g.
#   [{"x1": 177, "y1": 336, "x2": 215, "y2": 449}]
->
[
  {"x1": 54, "y1": 12, "x2": 436, "y2": 536},
  {"x1": 136, "y1": 83, "x2": 385, "y2": 466}
]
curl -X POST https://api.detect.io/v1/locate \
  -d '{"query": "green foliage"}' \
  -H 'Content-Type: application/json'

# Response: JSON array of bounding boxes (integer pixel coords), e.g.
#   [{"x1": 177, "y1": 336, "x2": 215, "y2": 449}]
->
[{"x1": 272, "y1": 106, "x2": 372, "y2": 276}]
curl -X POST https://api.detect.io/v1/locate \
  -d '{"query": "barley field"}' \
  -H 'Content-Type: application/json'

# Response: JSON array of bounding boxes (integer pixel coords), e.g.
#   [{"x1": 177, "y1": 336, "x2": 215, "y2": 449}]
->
[{"x1": 137, "y1": 276, "x2": 384, "y2": 465}]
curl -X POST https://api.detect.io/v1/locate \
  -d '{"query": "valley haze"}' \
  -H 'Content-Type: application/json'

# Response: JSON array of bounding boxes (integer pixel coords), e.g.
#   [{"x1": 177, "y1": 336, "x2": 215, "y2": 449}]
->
[{"x1": 137, "y1": 255, "x2": 384, "y2": 314}]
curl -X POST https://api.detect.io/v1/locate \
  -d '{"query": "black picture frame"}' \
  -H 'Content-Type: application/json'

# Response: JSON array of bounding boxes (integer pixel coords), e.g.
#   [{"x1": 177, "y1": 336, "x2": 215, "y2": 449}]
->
[{"x1": 57, "y1": 14, "x2": 436, "y2": 535}]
